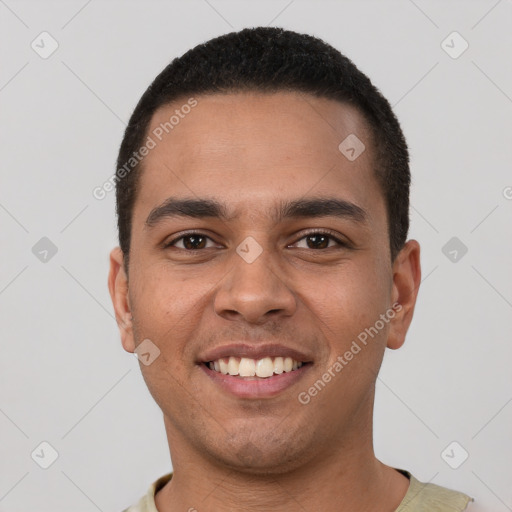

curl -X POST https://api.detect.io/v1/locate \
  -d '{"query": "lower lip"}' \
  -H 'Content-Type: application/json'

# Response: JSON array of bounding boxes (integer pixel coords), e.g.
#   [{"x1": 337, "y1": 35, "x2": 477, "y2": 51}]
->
[{"x1": 199, "y1": 363, "x2": 312, "y2": 399}]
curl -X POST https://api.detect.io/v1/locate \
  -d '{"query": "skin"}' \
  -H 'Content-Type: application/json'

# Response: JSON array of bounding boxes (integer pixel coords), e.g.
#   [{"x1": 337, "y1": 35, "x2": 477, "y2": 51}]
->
[{"x1": 108, "y1": 91, "x2": 421, "y2": 512}]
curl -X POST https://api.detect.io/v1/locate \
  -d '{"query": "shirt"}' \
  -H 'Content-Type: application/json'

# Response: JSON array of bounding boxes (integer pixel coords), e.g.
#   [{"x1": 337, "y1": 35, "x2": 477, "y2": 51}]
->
[{"x1": 122, "y1": 468, "x2": 474, "y2": 511}]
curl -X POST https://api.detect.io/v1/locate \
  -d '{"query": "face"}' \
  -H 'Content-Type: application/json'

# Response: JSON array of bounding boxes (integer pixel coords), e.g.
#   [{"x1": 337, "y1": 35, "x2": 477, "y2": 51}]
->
[{"x1": 109, "y1": 91, "x2": 420, "y2": 474}]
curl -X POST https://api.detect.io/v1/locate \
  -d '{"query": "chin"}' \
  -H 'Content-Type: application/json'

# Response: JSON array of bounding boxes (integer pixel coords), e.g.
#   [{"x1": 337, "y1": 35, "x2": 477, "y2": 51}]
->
[{"x1": 208, "y1": 431, "x2": 313, "y2": 475}]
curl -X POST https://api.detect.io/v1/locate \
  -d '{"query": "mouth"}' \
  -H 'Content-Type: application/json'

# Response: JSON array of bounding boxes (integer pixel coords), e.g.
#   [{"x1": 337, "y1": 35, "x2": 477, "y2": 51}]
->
[
  {"x1": 203, "y1": 356, "x2": 307, "y2": 379},
  {"x1": 197, "y1": 345, "x2": 313, "y2": 398}
]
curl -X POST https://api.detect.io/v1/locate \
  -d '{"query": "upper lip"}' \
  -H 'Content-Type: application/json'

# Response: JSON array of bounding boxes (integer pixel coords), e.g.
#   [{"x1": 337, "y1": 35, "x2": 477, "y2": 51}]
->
[{"x1": 198, "y1": 343, "x2": 313, "y2": 363}]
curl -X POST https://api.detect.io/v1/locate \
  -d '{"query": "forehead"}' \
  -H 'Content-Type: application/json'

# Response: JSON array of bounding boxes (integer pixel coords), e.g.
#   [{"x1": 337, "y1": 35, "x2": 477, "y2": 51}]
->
[{"x1": 135, "y1": 91, "x2": 382, "y2": 223}]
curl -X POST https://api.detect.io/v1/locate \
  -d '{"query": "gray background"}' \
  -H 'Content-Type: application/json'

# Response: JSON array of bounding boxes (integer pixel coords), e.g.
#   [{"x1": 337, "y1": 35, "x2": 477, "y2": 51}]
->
[{"x1": 1, "y1": 0, "x2": 511, "y2": 510}]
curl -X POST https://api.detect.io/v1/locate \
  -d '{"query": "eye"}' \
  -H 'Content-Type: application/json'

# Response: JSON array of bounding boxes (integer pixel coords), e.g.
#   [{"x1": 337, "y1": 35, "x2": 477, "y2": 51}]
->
[
  {"x1": 291, "y1": 230, "x2": 348, "y2": 250},
  {"x1": 164, "y1": 232, "x2": 218, "y2": 250},
  {"x1": 163, "y1": 229, "x2": 349, "y2": 251}
]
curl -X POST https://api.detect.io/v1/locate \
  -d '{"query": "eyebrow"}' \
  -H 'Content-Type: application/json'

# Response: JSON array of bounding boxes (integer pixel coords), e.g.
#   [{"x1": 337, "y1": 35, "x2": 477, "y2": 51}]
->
[{"x1": 145, "y1": 196, "x2": 368, "y2": 228}]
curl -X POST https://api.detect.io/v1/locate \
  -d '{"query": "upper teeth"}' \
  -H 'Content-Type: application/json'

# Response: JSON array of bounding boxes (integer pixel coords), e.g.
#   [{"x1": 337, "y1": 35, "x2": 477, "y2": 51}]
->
[{"x1": 208, "y1": 356, "x2": 303, "y2": 378}]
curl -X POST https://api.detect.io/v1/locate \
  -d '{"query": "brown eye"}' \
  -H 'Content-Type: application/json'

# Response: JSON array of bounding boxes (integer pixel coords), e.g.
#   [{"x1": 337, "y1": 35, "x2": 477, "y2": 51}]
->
[
  {"x1": 181, "y1": 235, "x2": 207, "y2": 250},
  {"x1": 305, "y1": 234, "x2": 331, "y2": 249},
  {"x1": 165, "y1": 233, "x2": 215, "y2": 250},
  {"x1": 292, "y1": 231, "x2": 347, "y2": 250}
]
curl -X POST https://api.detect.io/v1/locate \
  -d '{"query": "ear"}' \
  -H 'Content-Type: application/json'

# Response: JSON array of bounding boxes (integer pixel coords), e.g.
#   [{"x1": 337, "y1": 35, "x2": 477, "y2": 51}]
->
[
  {"x1": 387, "y1": 239, "x2": 421, "y2": 350},
  {"x1": 108, "y1": 247, "x2": 135, "y2": 353}
]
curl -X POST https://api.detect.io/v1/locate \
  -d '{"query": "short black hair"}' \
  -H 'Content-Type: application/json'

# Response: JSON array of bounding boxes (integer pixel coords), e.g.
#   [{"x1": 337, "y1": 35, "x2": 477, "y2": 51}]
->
[{"x1": 115, "y1": 26, "x2": 410, "y2": 270}]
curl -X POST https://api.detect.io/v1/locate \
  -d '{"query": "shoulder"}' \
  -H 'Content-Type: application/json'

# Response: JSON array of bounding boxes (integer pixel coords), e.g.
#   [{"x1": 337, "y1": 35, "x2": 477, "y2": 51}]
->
[
  {"x1": 121, "y1": 473, "x2": 173, "y2": 512},
  {"x1": 396, "y1": 470, "x2": 474, "y2": 512}
]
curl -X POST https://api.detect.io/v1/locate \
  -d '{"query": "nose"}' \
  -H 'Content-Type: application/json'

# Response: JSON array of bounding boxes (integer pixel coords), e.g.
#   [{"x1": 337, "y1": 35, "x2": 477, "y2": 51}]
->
[{"x1": 213, "y1": 245, "x2": 297, "y2": 325}]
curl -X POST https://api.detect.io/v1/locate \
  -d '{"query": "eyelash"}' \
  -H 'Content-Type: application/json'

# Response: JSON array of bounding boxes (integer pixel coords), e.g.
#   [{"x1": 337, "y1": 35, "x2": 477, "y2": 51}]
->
[{"x1": 163, "y1": 229, "x2": 349, "y2": 250}]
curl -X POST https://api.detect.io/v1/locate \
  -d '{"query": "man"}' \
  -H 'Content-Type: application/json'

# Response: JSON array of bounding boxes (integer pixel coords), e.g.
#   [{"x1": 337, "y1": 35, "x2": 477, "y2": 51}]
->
[{"x1": 108, "y1": 27, "x2": 473, "y2": 511}]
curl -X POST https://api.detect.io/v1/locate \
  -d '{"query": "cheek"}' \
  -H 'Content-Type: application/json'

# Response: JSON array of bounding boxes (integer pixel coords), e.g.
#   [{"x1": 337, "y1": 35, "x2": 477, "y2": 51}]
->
[
  {"x1": 134, "y1": 263, "x2": 201, "y2": 318},
  {"x1": 306, "y1": 259, "x2": 390, "y2": 338},
  {"x1": 129, "y1": 262, "x2": 227, "y2": 369},
  {"x1": 130, "y1": 270, "x2": 202, "y2": 409},
  {"x1": 129, "y1": 267, "x2": 196, "y2": 359}
]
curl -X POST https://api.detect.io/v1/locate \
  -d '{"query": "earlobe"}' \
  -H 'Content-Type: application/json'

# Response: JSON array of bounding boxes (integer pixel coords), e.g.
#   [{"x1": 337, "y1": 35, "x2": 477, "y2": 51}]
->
[
  {"x1": 108, "y1": 247, "x2": 136, "y2": 353},
  {"x1": 387, "y1": 240, "x2": 421, "y2": 350}
]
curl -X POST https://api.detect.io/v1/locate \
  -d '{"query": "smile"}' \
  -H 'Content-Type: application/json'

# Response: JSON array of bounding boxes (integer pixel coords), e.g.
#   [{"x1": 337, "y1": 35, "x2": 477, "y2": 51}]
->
[{"x1": 206, "y1": 356, "x2": 304, "y2": 378}]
